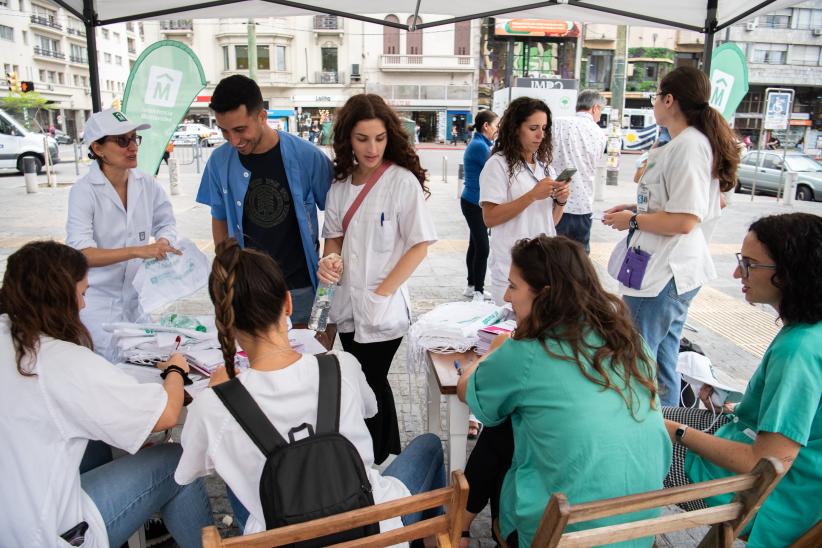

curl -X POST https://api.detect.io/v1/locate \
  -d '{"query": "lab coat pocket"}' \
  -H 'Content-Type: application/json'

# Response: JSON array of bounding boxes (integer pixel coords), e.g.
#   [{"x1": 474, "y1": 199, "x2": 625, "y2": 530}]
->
[
  {"x1": 352, "y1": 289, "x2": 407, "y2": 343},
  {"x1": 370, "y1": 213, "x2": 396, "y2": 253}
]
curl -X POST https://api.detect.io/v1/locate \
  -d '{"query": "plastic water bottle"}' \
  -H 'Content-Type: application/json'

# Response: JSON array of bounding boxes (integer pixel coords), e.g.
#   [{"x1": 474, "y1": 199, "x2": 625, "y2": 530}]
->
[{"x1": 307, "y1": 281, "x2": 336, "y2": 332}]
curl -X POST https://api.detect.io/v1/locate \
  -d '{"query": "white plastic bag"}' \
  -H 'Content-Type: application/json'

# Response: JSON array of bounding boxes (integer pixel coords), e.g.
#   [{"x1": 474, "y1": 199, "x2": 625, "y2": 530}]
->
[{"x1": 131, "y1": 238, "x2": 210, "y2": 313}]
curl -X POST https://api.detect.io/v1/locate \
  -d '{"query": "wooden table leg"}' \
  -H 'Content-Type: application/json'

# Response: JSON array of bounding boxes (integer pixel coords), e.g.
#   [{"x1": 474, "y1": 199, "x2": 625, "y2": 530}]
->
[{"x1": 427, "y1": 368, "x2": 442, "y2": 436}]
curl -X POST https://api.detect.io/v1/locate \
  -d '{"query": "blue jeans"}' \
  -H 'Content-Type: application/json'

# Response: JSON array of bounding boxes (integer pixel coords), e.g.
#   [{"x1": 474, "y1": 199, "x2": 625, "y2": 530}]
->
[
  {"x1": 81, "y1": 443, "x2": 213, "y2": 548},
  {"x1": 290, "y1": 286, "x2": 314, "y2": 325},
  {"x1": 555, "y1": 212, "x2": 593, "y2": 254},
  {"x1": 623, "y1": 278, "x2": 700, "y2": 407},
  {"x1": 228, "y1": 433, "x2": 445, "y2": 530}
]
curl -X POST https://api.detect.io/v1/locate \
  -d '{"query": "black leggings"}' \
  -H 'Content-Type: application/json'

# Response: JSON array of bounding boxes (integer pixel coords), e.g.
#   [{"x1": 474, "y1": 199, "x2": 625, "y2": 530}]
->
[
  {"x1": 464, "y1": 418, "x2": 514, "y2": 518},
  {"x1": 460, "y1": 198, "x2": 489, "y2": 293},
  {"x1": 339, "y1": 332, "x2": 403, "y2": 464}
]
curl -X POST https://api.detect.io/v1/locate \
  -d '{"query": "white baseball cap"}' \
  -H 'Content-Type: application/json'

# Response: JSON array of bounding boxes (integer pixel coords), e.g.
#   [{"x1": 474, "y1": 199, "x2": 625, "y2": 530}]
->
[{"x1": 83, "y1": 108, "x2": 150, "y2": 145}]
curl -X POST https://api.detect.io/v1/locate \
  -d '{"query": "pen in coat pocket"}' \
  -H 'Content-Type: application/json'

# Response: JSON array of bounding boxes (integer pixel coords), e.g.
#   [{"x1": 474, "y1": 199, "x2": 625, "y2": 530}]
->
[{"x1": 380, "y1": 212, "x2": 384, "y2": 226}]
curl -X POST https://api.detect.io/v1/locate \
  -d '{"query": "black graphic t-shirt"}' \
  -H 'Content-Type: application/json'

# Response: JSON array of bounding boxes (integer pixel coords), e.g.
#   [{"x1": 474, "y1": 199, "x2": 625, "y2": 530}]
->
[{"x1": 240, "y1": 144, "x2": 312, "y2": 290}]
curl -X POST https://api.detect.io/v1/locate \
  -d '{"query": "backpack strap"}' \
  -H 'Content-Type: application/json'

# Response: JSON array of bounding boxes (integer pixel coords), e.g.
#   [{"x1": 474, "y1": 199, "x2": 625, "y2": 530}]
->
[
  {"x1": 213, "y1": 378, "x2": 288, "y2": 456},
  {"x1": 315, "y1": 353, "x2": 341, "y2": 434}
]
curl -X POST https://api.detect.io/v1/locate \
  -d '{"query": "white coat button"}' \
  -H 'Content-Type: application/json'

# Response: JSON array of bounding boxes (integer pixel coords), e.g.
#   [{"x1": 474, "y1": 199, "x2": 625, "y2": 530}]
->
[
  {"x1": 223, "y1": 188, "x2": 228, "y2": 194},
  {"x1": 236, "y1": 201, "x2": 242, "y2": 207},
  {"x1": 243, "y1": 171, "x2": 249, "y2": 177}
]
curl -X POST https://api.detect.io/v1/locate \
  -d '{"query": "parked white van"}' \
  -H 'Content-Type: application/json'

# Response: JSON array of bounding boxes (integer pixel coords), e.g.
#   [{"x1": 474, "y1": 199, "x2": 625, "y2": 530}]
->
[
  {"x1": 0, "y1": 108, "x2": 60, "y2": 174},
  {"x1": 598, "y1": 107, "x2": 659, "y2": 151}
]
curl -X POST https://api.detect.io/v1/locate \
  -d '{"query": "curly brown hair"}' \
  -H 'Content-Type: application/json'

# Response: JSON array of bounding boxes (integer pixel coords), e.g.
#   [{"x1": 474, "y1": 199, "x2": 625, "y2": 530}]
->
[
  {"x1": 0, "y1": 241, "x2": 92, "y2": 375},
  {"x1": 659, "y1": 66, "x2": 739, "y2": 192},
  {"x1": 208, "y1": 238, "x2": 290, "y2": 378},
  {"x1": 332, "y1": 93, "x2": 429, "y2": 196},
  {"x1": 492, "y1": 96, "x2": 553, "y2": 178},
  {"x1": 510, "y1": 235, "x2": 659, "y2": 416}
]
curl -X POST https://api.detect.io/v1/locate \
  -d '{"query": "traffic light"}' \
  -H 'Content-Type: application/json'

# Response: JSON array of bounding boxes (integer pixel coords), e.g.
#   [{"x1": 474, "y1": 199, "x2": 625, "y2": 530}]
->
[
  {"x1": 20, "y1": 81, "x2": 34, "y2": 93},
  {"x1": 111, "y1": 97, "x2": 121, "y2": 111},
  {"x1": 7, "y1": 71, "x2": 19, "y2": 93}
]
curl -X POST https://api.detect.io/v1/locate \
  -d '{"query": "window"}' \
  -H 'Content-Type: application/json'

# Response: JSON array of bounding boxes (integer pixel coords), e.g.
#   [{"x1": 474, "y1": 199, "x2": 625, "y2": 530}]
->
[
  {"x1": 763, "y1": 155, "x2": 783, "y2": 170},
  {"x1": 0, "y1": 0, "x2": 8, "y2": 8},
  {"x1": 454, "y1": 21, "x2": 470, "y2": 56},
  {"x1": 222, "y1": 46, "x2": 229, "y2": 71},
  {"x1": 256, "y1": 45, "x2": 270, "y2": 70},
  {"x1": 104, "y1": 52, "x2": 112, "y2": 63},
  {"x1": 406, "y1": 16, "x2": 423, "y2": 55},
  {"x1": 275, "y1": 45, "x2": 286, "y2": 71},
  {"x1": 645, "y1": 64, "x2": 657, "y2": 79},
  {"x1": 115, "y1": 55, "x2": 122, "y2": 65},
  {"x1": 81, "y1": 75, "x2": 87, "y2": 87},
  {"x1": 321, "y1": 47, "x2": 338, "y2": 73},
  {"x1": 102, "y1": 29, "x2": 109, "y2": 39},
  {"x1": 760, "y1": 14, "x2": 790, "y2": 28},
  {"x1": 57, "y1": 72, "x2": 64, "y2": 84},
  {"x1": 791, "y1": 45, "x2": 820, "y2": 66},
  {"x1": 792, "y1": 8, "x2": 822, "y2": 30},
  {"x1": 127, "y1": 38, "x2": 135, "y2": 53},
  {"x1": 47, "y1": 71, "x2": 55, "y2": 83},
  {"x1": 235, "y1": 45, "x2": 249, "y2": 69},
  {"x1": 70, "y1": 43, "x2": 88, "y2": 63},
  {"x1": 113, "y1": 32, "x2": 120, "y2": 40},
  {"x1": 73, "y1": 74, "x2": 79, "y2": 86},
  {"x1": 38, "y1": 69, "x2": 46, "y2": 81},
  {"x1": 22, "y1": 30, "x2": 27, "y2": 45},
  {"x1": 751, "y1": 43, "x2": 787, "y2": 64},
  {"x1": 0, "y1": 25, "x2": 12, "y2": 41},
  {"x1": 36, "y1": 34, "x2": 60, "y2": 53},
  {"x1": 383, "y1": 15, "x2": 399, "y2": 55}
]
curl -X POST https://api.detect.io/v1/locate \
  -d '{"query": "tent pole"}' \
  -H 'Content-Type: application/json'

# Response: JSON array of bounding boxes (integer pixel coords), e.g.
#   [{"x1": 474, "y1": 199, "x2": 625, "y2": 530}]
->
[
  {"x1": 84, "y1": 0, "x2": 102, "y2": 112},
  {"x1": 702, "y1": 0, "x2": 718, "y2": 74}
]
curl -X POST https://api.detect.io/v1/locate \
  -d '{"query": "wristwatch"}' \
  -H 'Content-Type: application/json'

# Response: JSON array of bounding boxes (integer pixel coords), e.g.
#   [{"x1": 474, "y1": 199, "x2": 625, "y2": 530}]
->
[
  {"x1": 628, "y1": 214, "x2": 640, "y2": 231},
  {"x1": 675, "y1": 425, "x2": 690, "y2": 444}
]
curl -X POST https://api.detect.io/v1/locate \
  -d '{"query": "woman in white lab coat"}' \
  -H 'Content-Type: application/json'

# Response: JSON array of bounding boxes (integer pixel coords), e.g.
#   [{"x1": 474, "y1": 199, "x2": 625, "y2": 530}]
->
[
  {"x1": 319, "y1": 94, "x2": 438, "y2": 464},
  {"x1": 67, "y1": 109, "x2": 180, "y2": 361}
]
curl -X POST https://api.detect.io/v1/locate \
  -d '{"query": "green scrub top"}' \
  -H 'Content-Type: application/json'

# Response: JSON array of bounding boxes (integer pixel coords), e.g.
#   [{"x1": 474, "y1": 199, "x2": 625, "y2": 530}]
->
[
  {"x1": 686, "y1": 322, "x2": 822, "y2": 547},
  {"x1": 466, "y1": 336, "x2": 672, "y2": 547}
]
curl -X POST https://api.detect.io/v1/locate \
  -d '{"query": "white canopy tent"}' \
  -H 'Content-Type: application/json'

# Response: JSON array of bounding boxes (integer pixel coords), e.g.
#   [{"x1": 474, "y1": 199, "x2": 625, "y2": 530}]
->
[{"x1": 52, "y1": 0, "x2": 799, "y2": 110}]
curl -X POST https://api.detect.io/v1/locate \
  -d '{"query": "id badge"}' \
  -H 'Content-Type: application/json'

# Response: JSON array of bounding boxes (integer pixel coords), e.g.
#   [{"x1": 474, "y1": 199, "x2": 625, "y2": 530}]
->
[{"x1": 637, "y1": 184, "x2": 650, "y2": 213}]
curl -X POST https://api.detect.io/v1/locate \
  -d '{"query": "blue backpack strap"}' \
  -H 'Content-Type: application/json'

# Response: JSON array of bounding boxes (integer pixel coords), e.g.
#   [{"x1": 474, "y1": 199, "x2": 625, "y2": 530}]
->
[
  {"x1": 315, "y1": 353, "x2": 341, "y2": 434},
  {"x1": 213, "y1": 377, "x2": 287, "y2": 456}
]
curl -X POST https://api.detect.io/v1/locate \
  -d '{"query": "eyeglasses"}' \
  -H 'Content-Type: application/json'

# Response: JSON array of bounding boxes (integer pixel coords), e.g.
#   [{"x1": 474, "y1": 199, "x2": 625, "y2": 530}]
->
[
  {"x1": 650, "y1": 92, "x2": 667, "y2": 106},
  {"x1": 735, "y1": 253, "x2": 776, "y2": 278},
  {"x1": 107, "y1": 134, "x2": 142, "y2": 148}
]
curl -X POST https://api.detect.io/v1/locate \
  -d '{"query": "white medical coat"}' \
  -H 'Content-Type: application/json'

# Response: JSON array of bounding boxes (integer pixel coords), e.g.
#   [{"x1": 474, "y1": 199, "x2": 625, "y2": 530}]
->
[{"x1": 66, "y1": 162, "x2": 177, "y2": 360}]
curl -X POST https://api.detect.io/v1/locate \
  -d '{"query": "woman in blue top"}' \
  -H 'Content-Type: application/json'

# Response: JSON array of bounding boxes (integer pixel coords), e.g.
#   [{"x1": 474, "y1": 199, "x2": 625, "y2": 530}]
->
[
  {"x1": 460, "y1": 110, "x2": 498, "y2": 302},
  {"x1": 664, "y1": 212, "x2": 822, "y2": 547}
]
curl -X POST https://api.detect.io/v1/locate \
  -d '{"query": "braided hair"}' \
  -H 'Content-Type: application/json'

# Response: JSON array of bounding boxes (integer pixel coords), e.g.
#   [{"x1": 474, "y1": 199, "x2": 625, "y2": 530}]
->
[{"x1": 208, "y1": 239, "x2": 289, "y2": 378}]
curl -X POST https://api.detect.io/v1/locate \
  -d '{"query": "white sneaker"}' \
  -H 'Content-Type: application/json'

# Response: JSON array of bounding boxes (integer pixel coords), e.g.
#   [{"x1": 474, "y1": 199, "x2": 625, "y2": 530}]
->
[
  {"x1": 472, "y1": 290, "x2": 492, "y2": 302},
  {"x1": 463, "y1": 285, "x2": 475, "y2": 298}
]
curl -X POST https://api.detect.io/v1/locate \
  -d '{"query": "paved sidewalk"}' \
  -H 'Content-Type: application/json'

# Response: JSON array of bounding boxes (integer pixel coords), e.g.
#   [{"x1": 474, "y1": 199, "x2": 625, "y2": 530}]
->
[{"x1": 1, "y1": 154, "x2": 819, "y2": 545}]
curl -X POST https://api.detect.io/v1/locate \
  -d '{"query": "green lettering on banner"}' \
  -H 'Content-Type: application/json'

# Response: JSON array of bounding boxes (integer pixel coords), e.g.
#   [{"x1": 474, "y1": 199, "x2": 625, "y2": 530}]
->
[
  {"x1": 122, "y1": 40, "x2": 206, "y2": 174},
  {"x1": 708, "y1": 43, "x2": 749, "y2": 122}
]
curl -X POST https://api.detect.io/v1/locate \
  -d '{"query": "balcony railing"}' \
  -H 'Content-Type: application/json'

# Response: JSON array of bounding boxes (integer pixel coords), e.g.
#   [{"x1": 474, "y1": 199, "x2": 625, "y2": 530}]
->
[
  {"x1": 161, "y1": 19, "x2": 193, "y2": 30},
  {"x1": 30, "y1": 14, "x2": 63, "y2": 31},
  {"x1": 70, "y1": 54, "x2": 88, "y2": 64},
  {"x1": 67, "y1": 27, "x2": 87, "y2": 37},
  {"x1": 128, "y1": 47, "x2": 136, "y2": 54},
  {"x1": 379, "y1": 55, "x2": 474, "y2": 72},
  {"x1": 315, "y1": 70, "x2": 340, "y2": 84},
  {"x1": 34, "y1": 46, "x2": 66, "y2": 59},
  {"x1": 314, "y1": 15, "x2": 340, "y2": 30}
]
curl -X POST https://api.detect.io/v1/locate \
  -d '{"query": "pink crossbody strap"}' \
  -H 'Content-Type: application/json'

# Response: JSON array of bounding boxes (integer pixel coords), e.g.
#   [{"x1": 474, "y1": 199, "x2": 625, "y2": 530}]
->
[{"x1": 341, "y1": 161, "x2": 393, "y2": 234}]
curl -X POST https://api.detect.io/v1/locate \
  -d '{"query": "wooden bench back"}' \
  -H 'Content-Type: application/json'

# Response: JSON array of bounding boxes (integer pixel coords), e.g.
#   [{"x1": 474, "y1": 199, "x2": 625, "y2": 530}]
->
[
  {"x1": 525, "y1": 457, "x2": 785, "y2": 547},
  {"x1": 202, "y1": 470, "x2": 469, "y2": 548}
]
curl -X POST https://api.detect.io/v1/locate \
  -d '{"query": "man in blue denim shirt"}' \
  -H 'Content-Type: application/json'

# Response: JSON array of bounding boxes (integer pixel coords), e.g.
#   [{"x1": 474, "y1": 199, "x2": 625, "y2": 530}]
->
[{"x1": 196, "y1": 75, "x2": 333, "y2": 323}]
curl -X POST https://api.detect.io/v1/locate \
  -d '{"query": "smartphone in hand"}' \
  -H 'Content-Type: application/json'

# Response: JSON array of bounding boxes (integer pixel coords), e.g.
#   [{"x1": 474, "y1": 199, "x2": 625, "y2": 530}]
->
[{"x1": 556, "y1": 167, "x2": 577, "y2": 182}]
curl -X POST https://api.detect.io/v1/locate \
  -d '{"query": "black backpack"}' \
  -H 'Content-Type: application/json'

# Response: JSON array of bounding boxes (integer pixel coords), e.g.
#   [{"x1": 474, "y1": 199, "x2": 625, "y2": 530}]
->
[{"x1": 213, "y1": 353, "x2": 379, "y2": 547}]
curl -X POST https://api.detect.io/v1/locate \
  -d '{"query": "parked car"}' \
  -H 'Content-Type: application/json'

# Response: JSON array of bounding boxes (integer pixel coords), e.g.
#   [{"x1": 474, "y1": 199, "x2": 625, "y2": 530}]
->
[
  {"x1": 0, "y1": 108, "x2": 60, "y2": 174},
  {"x1": 736, "y1": 150, "x2": 821, "y2": 202},
  {"x1": 171, "y1": 123, "x2": 224, "y2": 146},
  {"x1": 52, "y1": 129, "x2": 74, "y2": 144}
]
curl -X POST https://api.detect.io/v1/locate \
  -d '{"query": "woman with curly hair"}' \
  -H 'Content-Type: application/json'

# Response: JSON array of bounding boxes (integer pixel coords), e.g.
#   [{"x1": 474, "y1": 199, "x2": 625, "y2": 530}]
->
[
  {"x1": 318, "y1": 93, "x2": 438, "y2": 463},
  {"x1": 457, "y1": 235, "x2": 671, "y2": 547},
  {"x1": 479, "y1": 97, "x2": 570, "y2": 305},
  {"x1": 663, "y1": 212, "x2": 822, "y2": 547},
  {"x1": 603, "y1": 66, "x2": 740, "y2": 406}
]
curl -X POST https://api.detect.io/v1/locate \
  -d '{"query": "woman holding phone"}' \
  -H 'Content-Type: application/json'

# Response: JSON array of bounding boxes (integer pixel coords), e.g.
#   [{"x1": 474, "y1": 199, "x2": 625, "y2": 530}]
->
[{"x1": 479, "y1": 97, "x2": 570, "y2": 305}]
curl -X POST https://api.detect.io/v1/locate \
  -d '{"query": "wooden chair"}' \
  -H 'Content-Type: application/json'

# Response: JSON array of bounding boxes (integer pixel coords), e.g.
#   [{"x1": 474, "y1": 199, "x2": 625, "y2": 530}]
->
[
  {"x1": 202, "y1": 470, "x2": 469, "y2": 547},
  {"x1": 496, "y1": 457, "x2": 784, "y2": 547}
]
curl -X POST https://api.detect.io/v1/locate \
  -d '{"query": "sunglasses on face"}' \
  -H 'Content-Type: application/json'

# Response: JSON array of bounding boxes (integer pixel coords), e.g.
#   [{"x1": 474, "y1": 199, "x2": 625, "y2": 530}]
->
[
  {"x1": 735, "y1": 253, "x2": 776, "y2": 278},
  {"x1": 107, "y1": 135, "x2": 142, "y2": 148}
]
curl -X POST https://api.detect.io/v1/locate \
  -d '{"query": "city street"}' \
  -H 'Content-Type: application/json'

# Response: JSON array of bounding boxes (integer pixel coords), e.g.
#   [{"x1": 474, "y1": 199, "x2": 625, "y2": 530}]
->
[{"x1": 1, "y1": 143, "x2": 820, "y2": 544}]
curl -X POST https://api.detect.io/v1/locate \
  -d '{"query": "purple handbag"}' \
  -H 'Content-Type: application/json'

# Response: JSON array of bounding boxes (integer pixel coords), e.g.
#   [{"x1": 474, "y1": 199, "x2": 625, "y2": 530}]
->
[{"x1": 617, "y1": 246, "x2": 651, "y2": 290}]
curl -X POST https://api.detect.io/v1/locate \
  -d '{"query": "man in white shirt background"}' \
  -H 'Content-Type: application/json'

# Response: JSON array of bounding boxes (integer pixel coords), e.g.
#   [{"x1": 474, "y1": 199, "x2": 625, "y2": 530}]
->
[{"x1": 552, "y1": 90, "x2": 607, "y2": 253}]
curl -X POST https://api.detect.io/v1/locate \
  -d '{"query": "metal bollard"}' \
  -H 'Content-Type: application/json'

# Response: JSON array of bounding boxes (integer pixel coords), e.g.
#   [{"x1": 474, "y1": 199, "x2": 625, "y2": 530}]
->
[
  {"x1": 23, "y1": 156, "x2": 39, "y2": 194},
  {"x1": 457, "y1": 163, "x2": 464, "y2": 199},
  {"x1": 194, "y1": 140, "x2": 201, "y2": 174},
  {"x1": 594, "y1": 157, "x2": 607, "y2": 201},
  {"x1": 782, "y1": 171, "x2": 797, "y2": 207},
  {"x1": 73, "y1": 140, "x2": 80, "y2": 176},
  {"x1": 441, "y1": 155, "x2": 447, "y2": 183},
  {"x1": 168, "y1": 157, "x2": 180, "y2": 196}
]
